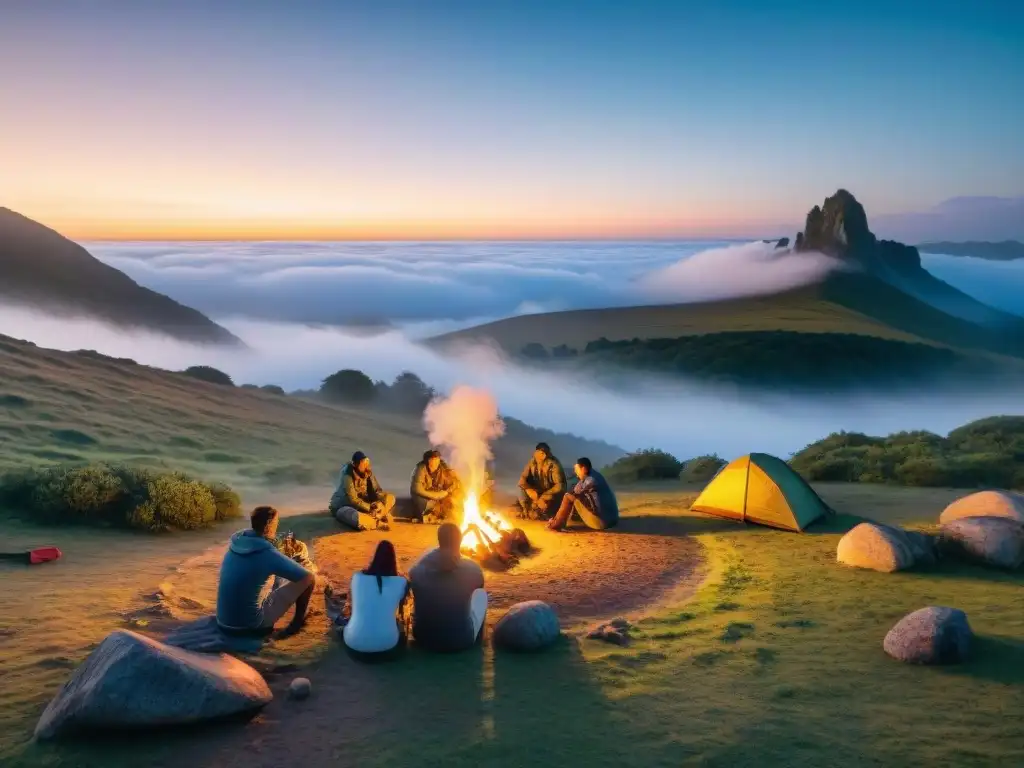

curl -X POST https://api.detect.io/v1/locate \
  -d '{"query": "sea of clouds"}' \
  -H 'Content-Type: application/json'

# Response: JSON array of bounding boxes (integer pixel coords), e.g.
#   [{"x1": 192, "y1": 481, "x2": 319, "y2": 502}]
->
[
  {"x1": 2, "y1": 240, "x2": 1023, "y2": 460},
  {"x1": 89, "y1": 239, "x2": 843, "y2": 334}
]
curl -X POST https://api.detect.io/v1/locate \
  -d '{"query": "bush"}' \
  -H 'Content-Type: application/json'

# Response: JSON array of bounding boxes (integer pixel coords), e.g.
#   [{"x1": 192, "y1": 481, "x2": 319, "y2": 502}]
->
[
  {"x1": 602, "y1": 449, "x2": 684, "y2": 483},
  {"x1": 790, "y1": 416, "x2": 1024, "y2": 489},
  {"x1": 0, "y1": 463, "x2": 242, "y2": 532},
  {"x1": 209, "y1": 482, "x2": 242, "y2": 521},
  {"x1": 260, "y1": 384, "x2": 286, "y2": 396},
  {"x1": 681, "y1": 455, "x2": 726, "y2": 484},
  {"x1": 183, "y1": 366, "x2": 235, "y2": 387},
  {"x1": 321, "y1": 369, "x2": 375, "y2": 404}
]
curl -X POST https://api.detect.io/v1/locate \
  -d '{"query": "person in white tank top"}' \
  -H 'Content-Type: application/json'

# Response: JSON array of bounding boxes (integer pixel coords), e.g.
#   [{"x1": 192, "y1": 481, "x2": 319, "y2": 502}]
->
[{"x1": 343, "y1": 540, "x2": 410, "y2": 655}]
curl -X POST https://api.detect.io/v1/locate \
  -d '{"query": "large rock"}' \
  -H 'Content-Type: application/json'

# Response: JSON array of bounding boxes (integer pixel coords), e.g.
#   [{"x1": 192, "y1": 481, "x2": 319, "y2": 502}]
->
[
  {"x1": 793, "y1": 189, "x2": 922, "y2": 275},
  {"x1": 492, "y1": 601, "x2": 561, "y2": 652},
  {"x1": 940, "y1": 516, "x2": 1024, "y2": 569},
  {"x1": 836, "y1": 522, "x2": 917, "y2": 572},
  {"x1": 903, "y1": 529, "x2": 938, "y2": 566},
  {"x1": 883, "y1": 606, "x2": 972, "y2": 664},
  {"x1": 35, "y1": 630, "x2": 272, "y2": 740},
  {"x1": 939, "y1": 490, "x2": 1024, "y2": 527}
]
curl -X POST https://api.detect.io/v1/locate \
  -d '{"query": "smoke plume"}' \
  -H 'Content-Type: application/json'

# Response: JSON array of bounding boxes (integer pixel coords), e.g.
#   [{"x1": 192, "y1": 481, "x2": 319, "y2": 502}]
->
[{"x1": 423, "y1": 385, "x2": 506, "y2": 492}]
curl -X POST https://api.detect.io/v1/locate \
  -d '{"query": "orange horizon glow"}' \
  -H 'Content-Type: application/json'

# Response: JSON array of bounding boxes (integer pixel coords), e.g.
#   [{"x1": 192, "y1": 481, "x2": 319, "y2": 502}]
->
[{"x1": 13, "y1": 208, "x2": 793, "y2": 242}]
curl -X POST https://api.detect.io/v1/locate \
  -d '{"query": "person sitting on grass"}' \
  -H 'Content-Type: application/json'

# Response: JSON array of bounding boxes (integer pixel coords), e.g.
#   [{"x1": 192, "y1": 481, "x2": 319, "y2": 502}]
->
[
  {"x1": 409, "y1": 522, "x2": 487, "y2": 652},
  {"x1": 410, "y1": 449, "x2": 462, "y2": 524},
  {"x1": 216, "y1": 505, "x2": 316, "y2": 638},
  {"x1": 329, "y1": 451, "x2": 396, "y2": 531},
  {"x1": 516, "y1": 442, "x2": 567, "y2": 521},
  {"x1": 547, "y1": 457, "x2": 619, "y2": 532},
  {"x1": 342, "y1": 540, "x2": 411, "y2": 658}
]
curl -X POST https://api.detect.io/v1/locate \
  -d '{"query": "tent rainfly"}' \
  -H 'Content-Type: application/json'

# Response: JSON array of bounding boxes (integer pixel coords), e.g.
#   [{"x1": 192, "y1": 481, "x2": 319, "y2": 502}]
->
[{"x1": 691, "y1": 452, "x2": 829, "y2": 532}]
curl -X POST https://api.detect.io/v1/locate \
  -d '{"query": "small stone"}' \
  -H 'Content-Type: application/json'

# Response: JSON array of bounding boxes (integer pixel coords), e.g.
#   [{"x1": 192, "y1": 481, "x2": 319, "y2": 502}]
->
[
  {"x1": 493, "y1": 601, "x2": 561, "y2": 652},
  {"x1": 586, "y1": 623, "x2": 608, "y2": 639},
  {"x1": 883, "y1": 606, "x2": 972, "y2": 665},
  {"x1": 288, "y1": 678, "x2": 311, "y2": 700}
]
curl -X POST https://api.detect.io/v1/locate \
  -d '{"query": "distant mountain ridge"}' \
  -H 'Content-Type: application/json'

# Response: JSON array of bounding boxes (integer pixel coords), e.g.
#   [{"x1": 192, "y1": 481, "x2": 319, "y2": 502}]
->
[
  {"x1": 918, "y1": 240, "x2": 1024, "y2": 261},
  {"x1": 432, "y1": 190, "x2": 1024, "y2": 374},
  {"x1": 0, "y1": 208, "x2": 241, "y2": 346}
]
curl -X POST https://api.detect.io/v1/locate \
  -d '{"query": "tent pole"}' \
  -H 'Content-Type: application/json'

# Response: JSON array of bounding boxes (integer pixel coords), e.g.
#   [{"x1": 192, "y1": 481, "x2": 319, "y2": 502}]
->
[{"x1": 740, "y1": 458, "x2": 751, "y2": 523}]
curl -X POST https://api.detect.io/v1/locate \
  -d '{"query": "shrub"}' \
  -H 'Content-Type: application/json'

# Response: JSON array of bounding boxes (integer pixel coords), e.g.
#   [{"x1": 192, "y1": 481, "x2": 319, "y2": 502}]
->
[
  {"x1": 790, "y1": 416, "x2": 1024, "y2": 489},
  {"x1": 681, "y1": 455, "x2": 727, "y2": 484},
  {"x1": 320, "y1": 369, "x2": 376, "y2": 404},
  {"x1": 0, "y1": 463, "x2": 241, "y2": 532},
  {"x1": 183, "y1": 366, "x2": 235, "y2": 386},
  {"x1": 602, "y1": 449, "x2": 684, "y2": 483},
  {"x1": 209, "y1": 482, "x2": 243, "y2": 521},
  {"x1": 260, "y1": 384, "x2": 286, "y2": 396}
]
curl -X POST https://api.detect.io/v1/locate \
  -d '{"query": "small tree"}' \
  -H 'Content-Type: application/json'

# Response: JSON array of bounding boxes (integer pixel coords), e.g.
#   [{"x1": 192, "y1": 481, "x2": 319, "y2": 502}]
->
[
  {"x1": 388, "y1": 371, "x2": 435, "y2": 413},
  {"x1": 681, "y1": 455, "x2": 726, "y2": 483},
  {"x1": 183, "y1": 366, "x2": 235, "y2": 386},
  {"x1": 321, "y1": 369, "x2": 376, "y2": 404},
  {"x1": 521, "y1": 343, "x2": 549, "y2": 360}
]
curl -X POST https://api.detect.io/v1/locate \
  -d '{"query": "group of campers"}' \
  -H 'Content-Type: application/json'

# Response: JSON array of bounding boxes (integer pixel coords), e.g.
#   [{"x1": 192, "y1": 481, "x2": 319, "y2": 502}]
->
[
  {"x1": 326, "y1": 442, "x2": 619, "y2": 534},
  {"x1": 214, "y1": 442, "x2": 619, "y2": 657}
]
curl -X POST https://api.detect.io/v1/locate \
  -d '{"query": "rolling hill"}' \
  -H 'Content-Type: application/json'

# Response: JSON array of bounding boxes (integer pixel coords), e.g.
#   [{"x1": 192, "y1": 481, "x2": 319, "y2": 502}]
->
[
  {"x1": 0, "y1": 333, "x2": 623, "y2": 489},
  {"x1": 430, "y1": 190, "x2": 1024, "y2": 391},
  {"x1": 0, "y1": 208, "x2": 241, "y2": 346},
  {"x1": 433, "y1": 191, "x2": 1024, "y2": 362}
]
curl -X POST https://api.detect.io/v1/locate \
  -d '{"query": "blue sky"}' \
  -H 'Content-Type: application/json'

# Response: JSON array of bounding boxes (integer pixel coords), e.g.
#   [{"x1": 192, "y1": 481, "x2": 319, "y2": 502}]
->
[{"x1": 1, "y1": 0, "x2": 1021, "y2": 238}]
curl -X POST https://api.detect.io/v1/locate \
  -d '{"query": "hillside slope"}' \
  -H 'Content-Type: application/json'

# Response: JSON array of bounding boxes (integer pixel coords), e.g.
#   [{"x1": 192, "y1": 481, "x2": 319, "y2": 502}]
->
[
  {"x1": 433, "y1": 190, "x2": 1024, "y2": 361},
  {"x1": 0, "y1": 208, "x2": 241, "y2": 346},
  {"x1": 432, "y1": 272, "x2": 1024, "y2": 359},
  {"x1": 0, "y1": 334, "x2": 623, "y2": 489}
]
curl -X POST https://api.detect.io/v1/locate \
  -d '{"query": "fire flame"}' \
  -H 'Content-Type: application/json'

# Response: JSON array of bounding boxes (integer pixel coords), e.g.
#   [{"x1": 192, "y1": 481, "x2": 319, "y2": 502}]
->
[{"x1": 460, "y1": 490, "x2": 512, "y2": 554}]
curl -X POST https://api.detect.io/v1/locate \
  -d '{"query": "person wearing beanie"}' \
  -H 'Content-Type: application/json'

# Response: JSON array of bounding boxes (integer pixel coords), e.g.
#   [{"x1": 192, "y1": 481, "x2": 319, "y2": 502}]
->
[
  {"x1": 515, "y1": 442, "x2": 567, "y2": 521},
  {"x1": 329, "y1": 451, "x2": 396, "y2": 531}
]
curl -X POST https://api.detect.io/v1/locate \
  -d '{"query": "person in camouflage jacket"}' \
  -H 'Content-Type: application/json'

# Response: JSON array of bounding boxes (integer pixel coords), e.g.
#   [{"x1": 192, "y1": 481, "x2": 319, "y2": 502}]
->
[
  {"x1": 516, "y1": 442, "x2": 566, "y2": 520},
  {"x1": 410, "y1": 449, "x2": 463, "y2": 523}
]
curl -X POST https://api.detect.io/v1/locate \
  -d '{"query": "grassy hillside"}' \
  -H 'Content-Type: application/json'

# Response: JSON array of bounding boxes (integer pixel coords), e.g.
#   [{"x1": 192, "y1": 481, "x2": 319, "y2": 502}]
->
[
  {"x1": 432, "y1": 272, "x2": 1024, "y2": 362},
  {"x1": 0, "y1": 208, "x2": 240, "y2": 346},
  {"x1": 0, "y1": 335, "x2": 623, "y2": 497}
]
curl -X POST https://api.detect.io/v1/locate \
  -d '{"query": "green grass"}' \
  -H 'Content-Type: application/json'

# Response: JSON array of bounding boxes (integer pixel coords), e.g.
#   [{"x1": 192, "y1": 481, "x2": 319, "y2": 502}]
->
[
  {"x1": 0, "y1": 334, "x2": 618, "y2": 495},
  {"x1": 8, "y1": 483, "x2": 1023, "y2": 767}
]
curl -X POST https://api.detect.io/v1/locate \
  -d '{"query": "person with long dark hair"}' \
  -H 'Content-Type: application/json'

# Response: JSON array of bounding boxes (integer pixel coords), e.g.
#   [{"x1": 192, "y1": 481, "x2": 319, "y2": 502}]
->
[{"x1": 342, "y1": 540, "x2": 410, "y2": 655}]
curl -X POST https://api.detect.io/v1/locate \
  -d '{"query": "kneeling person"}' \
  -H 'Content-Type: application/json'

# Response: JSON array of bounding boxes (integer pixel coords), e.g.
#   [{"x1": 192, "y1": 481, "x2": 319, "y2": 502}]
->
[
  {"x1": 548, "y1": 457, "x2": 619, "y2": 531},
  {"x1": 216, "y1": 505, "x2": 316, "y2": 636},
  {"x1": 409, "y1": 523, "x2": 487, "y2": 652},
  {"x1": 411, "y1": 449, "x2": 461, "y2": 523},
  {"x1": 330, "y1": 451, "x2": 396, "y2": 531}
]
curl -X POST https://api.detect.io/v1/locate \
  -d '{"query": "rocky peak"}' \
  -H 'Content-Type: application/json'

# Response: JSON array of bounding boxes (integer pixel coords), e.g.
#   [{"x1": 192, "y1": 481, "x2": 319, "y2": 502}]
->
[{"x1": 794, "y1": 189, "x2": 921, "y2": 274}]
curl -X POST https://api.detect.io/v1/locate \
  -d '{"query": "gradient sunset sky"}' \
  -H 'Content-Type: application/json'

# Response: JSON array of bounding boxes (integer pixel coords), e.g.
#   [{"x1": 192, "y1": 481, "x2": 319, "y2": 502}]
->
[{"x1": 2, "y1": 0, "x2": 1022, "y2": 240}]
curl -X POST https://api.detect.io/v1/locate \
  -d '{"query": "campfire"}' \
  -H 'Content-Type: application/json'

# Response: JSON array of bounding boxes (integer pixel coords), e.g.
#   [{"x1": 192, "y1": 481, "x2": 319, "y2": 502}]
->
[{"x1": 460, "y1": 491, "x2": 530, "y2": 566}]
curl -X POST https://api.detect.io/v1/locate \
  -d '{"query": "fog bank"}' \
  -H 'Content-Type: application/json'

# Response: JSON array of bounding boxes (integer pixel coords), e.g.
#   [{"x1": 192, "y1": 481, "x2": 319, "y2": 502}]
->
[{"x1": 1, "y1": 305, "x2": 1020, "y2": 461}]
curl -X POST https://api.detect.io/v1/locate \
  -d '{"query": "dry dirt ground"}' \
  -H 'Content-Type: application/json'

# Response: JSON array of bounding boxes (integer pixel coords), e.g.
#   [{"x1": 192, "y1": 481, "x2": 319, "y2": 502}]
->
[{"x1": 134, "y1": 511, "x2": 706, "y2": 768}]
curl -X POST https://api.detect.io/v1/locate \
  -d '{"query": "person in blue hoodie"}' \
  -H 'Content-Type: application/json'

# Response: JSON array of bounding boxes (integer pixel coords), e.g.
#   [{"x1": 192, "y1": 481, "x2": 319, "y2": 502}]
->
[
  {"x1": 546, "y1": 457, "x2": 619, "y2": 532},
  {"x1": 216, "y1": 505, "x2": 316, "y2": 637}
]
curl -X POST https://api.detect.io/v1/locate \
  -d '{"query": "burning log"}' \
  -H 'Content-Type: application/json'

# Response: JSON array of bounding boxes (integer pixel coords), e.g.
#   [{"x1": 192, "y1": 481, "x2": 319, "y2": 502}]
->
[{"x1": 462, "y1": 522, "x2": 530, "y2": 567}]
